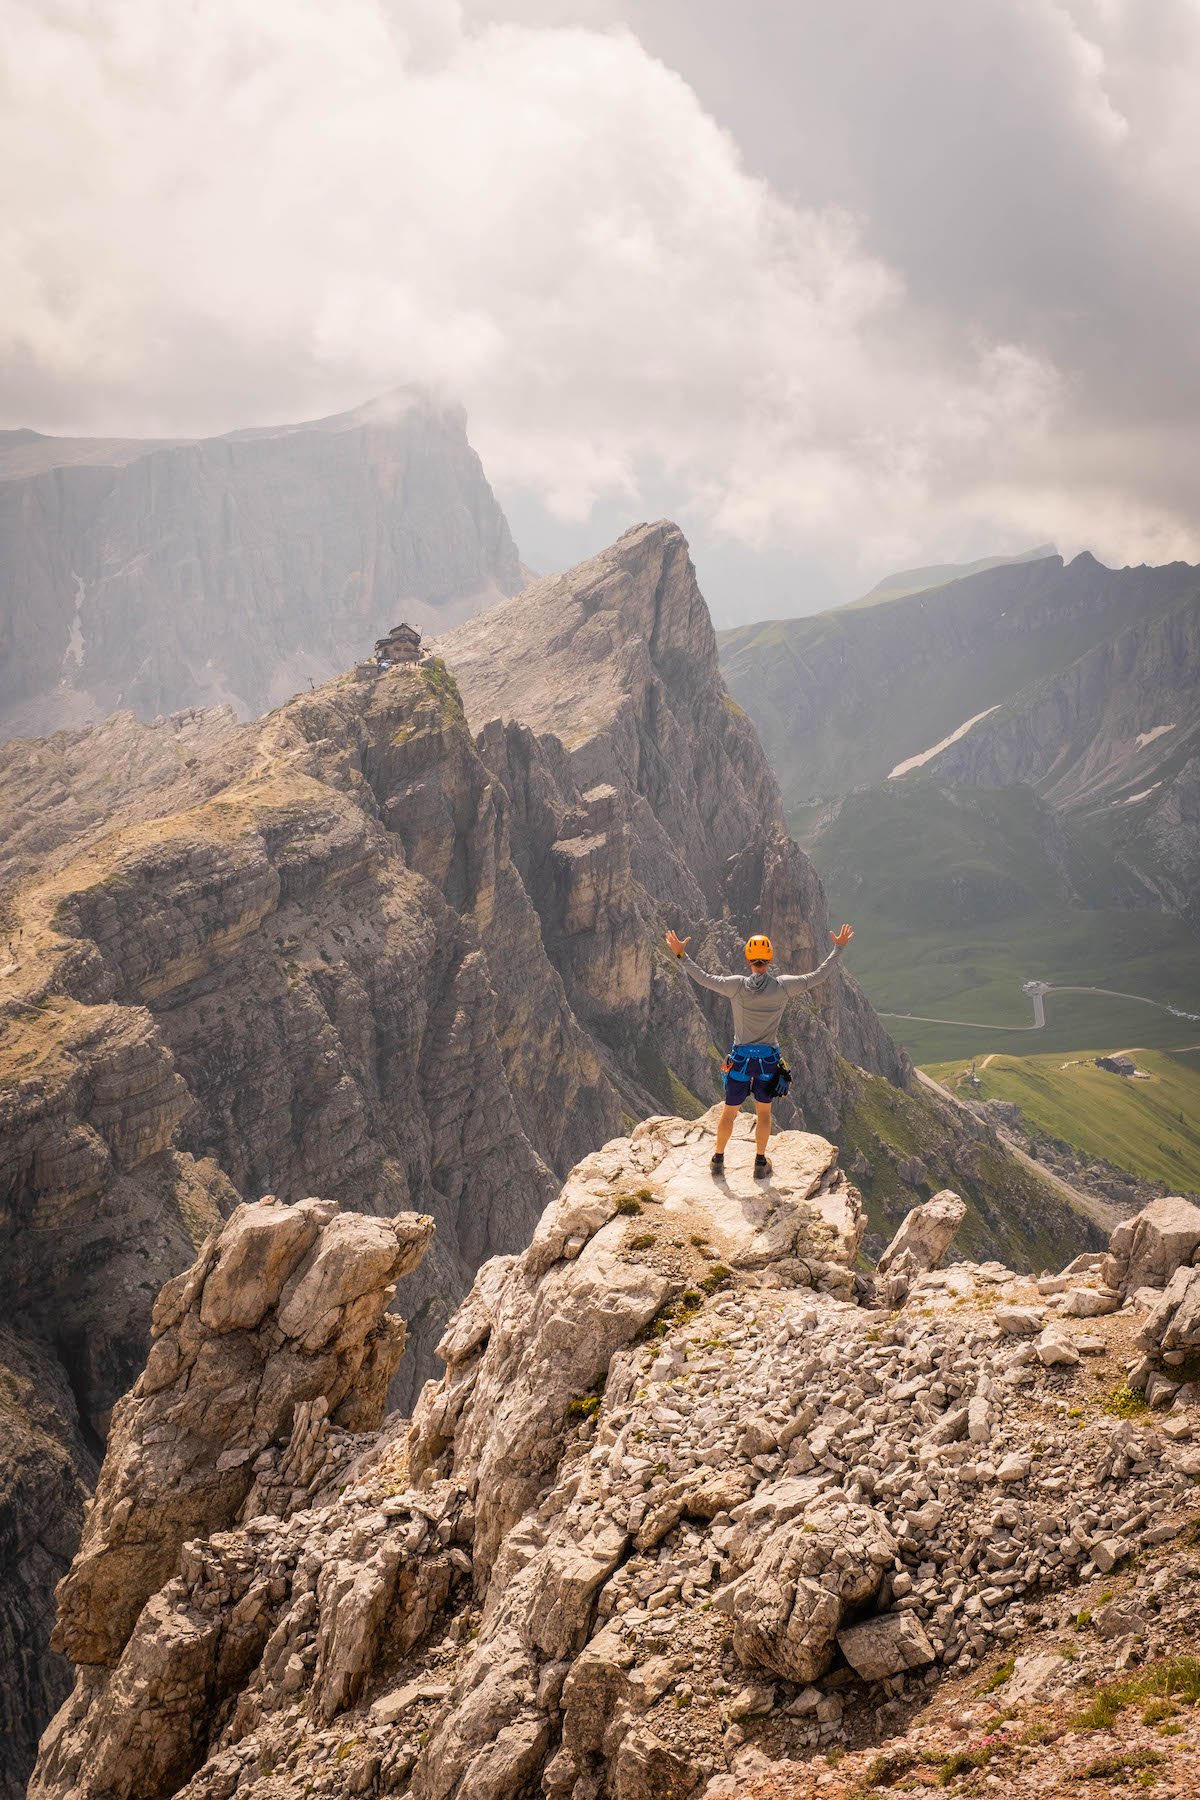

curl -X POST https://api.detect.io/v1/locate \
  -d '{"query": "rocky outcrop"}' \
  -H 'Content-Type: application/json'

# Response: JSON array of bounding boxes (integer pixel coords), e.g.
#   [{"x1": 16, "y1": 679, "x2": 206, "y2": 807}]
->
[
  {"x1": 55, "y1": 1198, "x2": 433, "y2": 1671},
  {"x1": 32, "y1": 1120, "x2": 1200, "y2": 1800},
  {"x1": 0, "y1": 390, "x2": 521, "y2": 741},
  {"x1": 33, "y1": 1196, "x2": 434, "y2": 1800},
  {"x1": 875, "y1": 1190, "x2": 968, "y2": 1295}
]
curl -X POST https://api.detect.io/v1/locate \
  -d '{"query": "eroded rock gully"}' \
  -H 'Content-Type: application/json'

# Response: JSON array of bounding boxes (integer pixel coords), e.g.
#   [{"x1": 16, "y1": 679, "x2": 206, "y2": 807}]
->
[{"x1": 32, "y1": 1121, "x2": 1200, "y2": 1800}]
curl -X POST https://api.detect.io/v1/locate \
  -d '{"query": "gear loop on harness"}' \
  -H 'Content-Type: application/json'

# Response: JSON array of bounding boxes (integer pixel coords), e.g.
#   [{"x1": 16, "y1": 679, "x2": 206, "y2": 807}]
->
[{"x1": 723, "y1": 1041, "x2": 792, "y2": 1098}]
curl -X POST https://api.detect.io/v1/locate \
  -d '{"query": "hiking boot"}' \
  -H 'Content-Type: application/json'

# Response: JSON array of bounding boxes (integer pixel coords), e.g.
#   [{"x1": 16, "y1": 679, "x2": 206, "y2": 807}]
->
[
  {"x1": 754, "y1": 1154, "x2": 771, "y2": 1178},
  {"x1": 710, "y1": 1151, "x2": 725, "y2": 1173}
]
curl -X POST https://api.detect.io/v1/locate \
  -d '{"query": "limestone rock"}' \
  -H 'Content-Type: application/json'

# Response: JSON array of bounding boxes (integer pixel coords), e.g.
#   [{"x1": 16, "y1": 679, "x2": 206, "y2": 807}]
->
[
  {"x1": 995, "y1": 1306, "x2": 1044, "y2": 1336},
  {"x1": 1109, "y1": 1196, "x2": 1200, "y2": 1293},
  {"x1": 1139, "y1": 1264, "x2": 1200, "y2": 1353},
  {"x1": 1060, "y1": 1286, "x2": 1122, "y2": 1317},
  {"x1": 1035, "y1": 1329, "x2": 1081, "y2": 1367},
  {"x1": 837, "y1": 1612, "x2": 936, "y2": 1680},
  {"x1": 52, "y1": 1197, "x2": 432, "y2": 1670},
  {"x1": 876, "y1": 1190, "x2": 966, "y2": 1278},
  {"x1": 726, "y1": 1496, "x2": 897, "y2": 1683},
  {"x1": 30, "y1": 1113, "x2": 1200, "y2": 1800}
]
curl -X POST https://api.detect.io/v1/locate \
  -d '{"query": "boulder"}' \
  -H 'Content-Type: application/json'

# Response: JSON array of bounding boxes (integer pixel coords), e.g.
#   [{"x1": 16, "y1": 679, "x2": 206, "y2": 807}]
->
[
  {"x1": 726, "y1": 1495, "x2": 897, "y2": 1684},
  {"x1": 1139, "y1": 1265, "x2": 1200, "y2": 1353},
  {"x1": 837, "y1": 1612, "x2": 935, "y2": 1680},
  {"x1": 995, "y1": 1306, "x2": 1044, "y2": 1336},
  {"x1": 1003, "y1": 1651, "x2": 1076, "y2": 1707},
  {"x1": 1060, "y1": 1287, "x2": 1122, "y2": 1318},
  {"x1": 876, "y1": 1190, "x2": 967, "y2": 1278},
  {"x1": 1036, "y1": 1329, "x2": 1081, "y2": 1367},
  {"x1": 1110, "y1": 1197, "x2": 1200, "y2": 1293}
]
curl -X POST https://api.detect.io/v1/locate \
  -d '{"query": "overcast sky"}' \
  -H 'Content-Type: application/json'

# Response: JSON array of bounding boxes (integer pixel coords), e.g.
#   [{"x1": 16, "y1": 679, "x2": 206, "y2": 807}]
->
[{"x1": 4, "y1": 0, "x2": 1200, "y2": 617}]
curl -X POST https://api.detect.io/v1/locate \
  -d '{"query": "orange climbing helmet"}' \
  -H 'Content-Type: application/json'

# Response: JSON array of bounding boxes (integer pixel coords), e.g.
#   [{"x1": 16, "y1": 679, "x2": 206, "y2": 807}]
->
[{"x1": 744, "y1": 934, "x2": 773, "y2": 964}]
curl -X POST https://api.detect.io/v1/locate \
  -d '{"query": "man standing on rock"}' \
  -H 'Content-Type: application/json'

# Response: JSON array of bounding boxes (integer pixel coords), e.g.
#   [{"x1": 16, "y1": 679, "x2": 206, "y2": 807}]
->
[{"x1": 665, "y1": 924, "x2": 853, "y2": 1177}]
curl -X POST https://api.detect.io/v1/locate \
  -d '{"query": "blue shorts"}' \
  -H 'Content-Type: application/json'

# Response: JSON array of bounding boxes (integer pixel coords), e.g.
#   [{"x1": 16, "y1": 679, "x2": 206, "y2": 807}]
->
[{"x1": 723, "y1": 1050, "x2": 779, "y2": 1105}]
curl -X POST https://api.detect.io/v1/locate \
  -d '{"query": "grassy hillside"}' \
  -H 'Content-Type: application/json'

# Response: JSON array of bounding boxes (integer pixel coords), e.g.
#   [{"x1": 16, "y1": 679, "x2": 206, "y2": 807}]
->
[
  {"x1": 835, "y1": 1060, "x2": 1101, "y2": 1270},
  {"x1": 924, "y1": 1047, "x2": 1200, "y2": 1196},
  {"x1": 812, "y1": 779, "x2": 1200, "y2": 1062}
]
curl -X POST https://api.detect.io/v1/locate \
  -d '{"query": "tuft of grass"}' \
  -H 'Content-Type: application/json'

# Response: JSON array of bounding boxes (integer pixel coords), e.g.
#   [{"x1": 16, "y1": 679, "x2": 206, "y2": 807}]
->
[
  {"x1": 976, "y1": 1656, "x2": 1015, "y2": 1696},
  {"x1": 615, "y1": 1194, "x2": 643, "y2": 1216},
  {"x1": 858, "y1": 1746, "x2": 919, "y2": 1788},
  {"x1": 1070, "y1": 1655, "x2": 1200, "y2": 1732},
  {"x1": 636, "y1": 1187, "x2": 655, "y2": 1202},
  {"x1": 1081, "y1": 1748, "x2": 1165, "y2": 1780},
  {"x1": 566, "y1": 1394, "x2": 601, "y2": 1421},
  {"x1": 1073, "y1": 1687, "x2": 1124, "y2": 1730},
  {"x1": 699, "y1": 1264, "x2": 733, "y2": 1295},
  {"x1": 1075, "y1": 1609, "x2": 1093, "y2": 1631},
  {"x1": 936, "y1": 1747, "x2": 993, "y2": 1785},
  {"x1": 1102, "y1": 1383, "x2": 1150, "y2": 1419},
  {"x1": 627, "y1": 1232, "x2": 655, "y2": 1251}
]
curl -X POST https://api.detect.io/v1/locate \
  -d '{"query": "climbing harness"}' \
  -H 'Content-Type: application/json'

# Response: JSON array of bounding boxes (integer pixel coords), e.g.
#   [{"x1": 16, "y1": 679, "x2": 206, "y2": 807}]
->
[{"x1": 723, "y1": 1042, "x2": 792, "y2": 1098}]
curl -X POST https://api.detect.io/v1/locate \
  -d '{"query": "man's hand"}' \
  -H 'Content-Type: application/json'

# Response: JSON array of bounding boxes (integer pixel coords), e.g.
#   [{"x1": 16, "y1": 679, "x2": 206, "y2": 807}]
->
[
  {"x1": 665, "y1": 928, "x2": 691, "y2": 958},
  {"x1": 831, "y1": 923, "x2": 854, "y2": 948}
]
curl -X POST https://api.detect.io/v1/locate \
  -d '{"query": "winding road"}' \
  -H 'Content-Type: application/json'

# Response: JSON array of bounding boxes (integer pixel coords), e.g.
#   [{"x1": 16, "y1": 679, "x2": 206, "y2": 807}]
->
[{"x1": 879, "y1": 980, "x2": 1199, "y2": 1035}]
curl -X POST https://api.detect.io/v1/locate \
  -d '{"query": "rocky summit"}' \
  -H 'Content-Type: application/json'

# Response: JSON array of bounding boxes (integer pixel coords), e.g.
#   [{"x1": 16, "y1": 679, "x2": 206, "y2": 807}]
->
[{"x1": 31, "y1": 1118, "x2": 1200, "y2": 1800}]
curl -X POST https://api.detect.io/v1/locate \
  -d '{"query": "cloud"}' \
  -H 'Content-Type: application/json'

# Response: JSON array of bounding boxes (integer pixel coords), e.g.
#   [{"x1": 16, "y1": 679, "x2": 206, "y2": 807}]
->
[{"x1": 2, "y1": 0, "x2": 1197, "y2": 596}]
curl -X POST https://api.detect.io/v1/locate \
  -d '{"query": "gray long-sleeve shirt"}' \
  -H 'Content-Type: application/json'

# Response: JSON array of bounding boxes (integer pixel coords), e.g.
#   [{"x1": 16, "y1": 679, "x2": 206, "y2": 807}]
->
[{"x1": 680, "y1": 943, "x2": 842, "y2": 1046}]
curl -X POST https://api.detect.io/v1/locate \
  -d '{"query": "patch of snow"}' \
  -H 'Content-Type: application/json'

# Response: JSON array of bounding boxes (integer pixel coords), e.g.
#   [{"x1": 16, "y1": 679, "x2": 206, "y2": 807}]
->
[
  {"x1": 888, "y1": 705, "x2": 1001, "y2": 780},
  {"x1": 1135, "y1": 723, "x2": 1175, "y2": 750},
  {"x1": 1115, "y1": 783, "x2": 1162, "y2": 806}
]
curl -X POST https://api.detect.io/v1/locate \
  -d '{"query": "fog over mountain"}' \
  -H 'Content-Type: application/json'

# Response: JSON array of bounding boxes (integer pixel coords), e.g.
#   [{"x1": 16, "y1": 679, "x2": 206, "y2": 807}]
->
[
  {"x1": 7, "y1": 0, "x2": 1200, "y2": 621},
  {"x1": 0, "y1": 392, "x2": 520, "y2": 739}
]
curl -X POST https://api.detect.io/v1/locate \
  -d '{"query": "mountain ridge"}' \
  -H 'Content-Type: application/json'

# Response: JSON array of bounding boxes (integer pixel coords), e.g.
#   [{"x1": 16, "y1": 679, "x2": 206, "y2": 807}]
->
[
  {"x1": 0, "y1": 390, "x2": 521, "y2": 741},
  {"x1": 0, "y1": 521, "x2": 1104, "y2": 1795}
]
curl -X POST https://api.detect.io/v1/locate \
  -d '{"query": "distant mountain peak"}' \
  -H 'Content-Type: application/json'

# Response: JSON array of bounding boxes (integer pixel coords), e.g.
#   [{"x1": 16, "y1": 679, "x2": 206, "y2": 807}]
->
[
  {"x1": 853, "y1": 543, "x2": 1060, "y2": 609},
  {"x1": 0, "y1": 393, "x2": 520, "y2": 740}
]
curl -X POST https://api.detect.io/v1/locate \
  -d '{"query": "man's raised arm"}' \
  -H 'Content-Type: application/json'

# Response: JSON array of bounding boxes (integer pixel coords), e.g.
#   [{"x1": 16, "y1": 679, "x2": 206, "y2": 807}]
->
[
  {"x1": 776, "y1": 924, "x2": 854, "y2": 992},
  {"x1": 665, "y1": 928, "x2": 743, "y2": 993}
]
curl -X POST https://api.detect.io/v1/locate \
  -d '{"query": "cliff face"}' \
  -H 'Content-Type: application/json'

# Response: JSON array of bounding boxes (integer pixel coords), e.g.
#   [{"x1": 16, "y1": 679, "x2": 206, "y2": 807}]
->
[
  {"x1": 441, "y1": 521, "x2": 909, "y2": 1128},
  {"x1": 30, "y1": 1131, "x2": 1200, "y2": 1800},
  {"x1": 0, "y1": 392, "x2": 521, "y2": 740}
]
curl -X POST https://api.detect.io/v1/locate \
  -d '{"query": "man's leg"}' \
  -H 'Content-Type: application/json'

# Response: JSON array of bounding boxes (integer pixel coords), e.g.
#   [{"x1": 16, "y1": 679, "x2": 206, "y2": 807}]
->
[
  {"x1": 714, "y1": 1104, "x2": 740, "y2": 1154},
  {"x1": 755, "y1": 1101, "x2": 772, "y2": 1156}
]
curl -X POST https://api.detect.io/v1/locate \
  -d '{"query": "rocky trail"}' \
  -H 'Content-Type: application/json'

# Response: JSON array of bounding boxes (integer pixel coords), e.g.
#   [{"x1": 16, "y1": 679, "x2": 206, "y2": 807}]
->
[{"x1": 31, "y1": 1113, "x2": 1200, "y2": 1800}]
